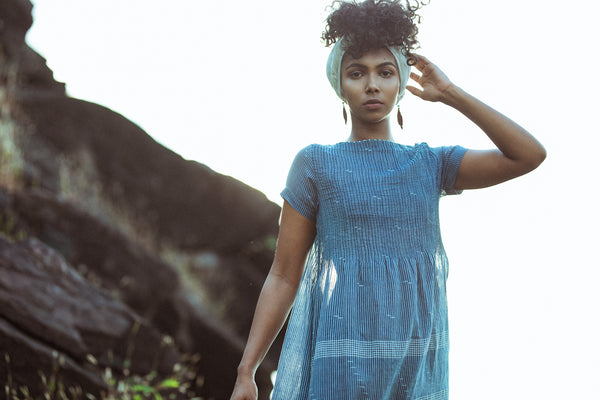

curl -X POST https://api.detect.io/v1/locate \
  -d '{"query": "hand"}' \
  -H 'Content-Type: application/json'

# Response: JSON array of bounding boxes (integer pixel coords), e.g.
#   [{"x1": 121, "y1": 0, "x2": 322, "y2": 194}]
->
[
  {"x1": 230, "y1": 374, "x2": 258, "y2": 400},
  {"x1": 406, "y1": 54, "x2": 454, "y2": 103}
]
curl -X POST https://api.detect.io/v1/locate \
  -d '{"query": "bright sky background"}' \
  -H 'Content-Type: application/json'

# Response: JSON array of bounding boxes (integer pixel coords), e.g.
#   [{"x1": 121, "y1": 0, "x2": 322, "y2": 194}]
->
[{"x1": 26, "y1": 0, "x2": 599, "y2": 398}]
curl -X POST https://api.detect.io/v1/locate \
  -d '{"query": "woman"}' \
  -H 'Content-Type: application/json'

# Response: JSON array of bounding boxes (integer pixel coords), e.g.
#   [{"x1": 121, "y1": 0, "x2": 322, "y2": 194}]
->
[{"x1": 231, "y1": 1, "x2": 546, "y2": 399}]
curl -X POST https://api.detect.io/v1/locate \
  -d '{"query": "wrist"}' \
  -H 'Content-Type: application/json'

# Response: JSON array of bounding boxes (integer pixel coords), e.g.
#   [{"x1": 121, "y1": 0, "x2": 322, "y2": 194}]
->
[
  {"x1": 439, "y1": 83, "x2": 465, "y2": 108},
  {"x1": 237, "y1": 363, "x2": 257, "y2": 378}
]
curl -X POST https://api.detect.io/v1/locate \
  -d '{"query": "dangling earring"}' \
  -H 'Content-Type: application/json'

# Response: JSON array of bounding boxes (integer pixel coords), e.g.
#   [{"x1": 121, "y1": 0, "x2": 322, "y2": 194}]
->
[
  {"x1": 343, "y1": 101, "x2": 348, "y2": 125},
  {"x1": 397, "y1": 106, "x2": 403, "y2": 129}
]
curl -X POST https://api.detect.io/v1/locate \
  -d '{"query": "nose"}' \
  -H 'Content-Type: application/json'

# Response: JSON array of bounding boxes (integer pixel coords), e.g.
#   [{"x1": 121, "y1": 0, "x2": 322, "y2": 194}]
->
[{"x1": 365, "y1": 73, "x2": 380, "y2": 93}]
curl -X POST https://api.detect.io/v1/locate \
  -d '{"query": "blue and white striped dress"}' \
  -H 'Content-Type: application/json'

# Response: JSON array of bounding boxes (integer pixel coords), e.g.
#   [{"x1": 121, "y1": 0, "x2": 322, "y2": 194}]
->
[{"x1": 272, "y1": 140, "x2": 467, "y2": 400}]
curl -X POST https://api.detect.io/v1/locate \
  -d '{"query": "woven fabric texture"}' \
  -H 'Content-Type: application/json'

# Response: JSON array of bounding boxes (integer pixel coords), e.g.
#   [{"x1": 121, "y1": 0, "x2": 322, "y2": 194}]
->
[{"x1": 272, "y1": 140, "x2": 467, "y2": 400}]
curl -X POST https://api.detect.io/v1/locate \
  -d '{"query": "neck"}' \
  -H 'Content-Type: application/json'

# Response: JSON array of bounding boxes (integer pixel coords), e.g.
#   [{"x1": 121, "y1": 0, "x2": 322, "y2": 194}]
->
[{"x1": 347, "y1": 115, "x2": 394, "y2": 142}]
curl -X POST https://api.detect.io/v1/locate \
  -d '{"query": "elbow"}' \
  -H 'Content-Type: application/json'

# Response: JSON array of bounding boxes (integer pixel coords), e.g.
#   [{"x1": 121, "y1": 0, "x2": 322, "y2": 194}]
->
[
  {"x1": 520, "y1": 145, "x2": 546, "y2": 174},
  {"x1": 509, "y1": 145, "x2": 546, "y2": 177},
  {"x1": 531, "y1": 145, "x2": 547, "y2": 170}
]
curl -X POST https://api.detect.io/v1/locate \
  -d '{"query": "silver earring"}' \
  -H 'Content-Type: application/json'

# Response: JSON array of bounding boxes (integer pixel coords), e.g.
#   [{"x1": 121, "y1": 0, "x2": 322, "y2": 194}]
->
[{"x1": 343, "y1": 102, "x2": 348, "y2": 125}]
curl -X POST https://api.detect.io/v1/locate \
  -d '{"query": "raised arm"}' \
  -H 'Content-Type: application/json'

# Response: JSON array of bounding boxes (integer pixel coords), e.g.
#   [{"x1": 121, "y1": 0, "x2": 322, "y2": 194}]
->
[
  {"x1": 230, "y1": 201, "x2": 316, "y2": 400},
  {"x1": 406, "y1": 55, "x2": 546, "y2": 190}
]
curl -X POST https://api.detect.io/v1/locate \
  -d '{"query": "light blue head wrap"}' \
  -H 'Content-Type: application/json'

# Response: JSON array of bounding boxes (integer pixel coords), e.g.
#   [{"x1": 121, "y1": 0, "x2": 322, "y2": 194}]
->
[{"x1": 326, "y1": 38, "x2": 412, "y2": 104}]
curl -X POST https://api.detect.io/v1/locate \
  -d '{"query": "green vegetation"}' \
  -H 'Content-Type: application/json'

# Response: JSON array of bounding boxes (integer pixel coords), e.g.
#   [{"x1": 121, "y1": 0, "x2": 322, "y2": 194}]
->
[
  {"x1": 0, "y1": 211, "x2": 27, "y2": 241},
  {"x1": 3, "y1": 352, "x2": 204, "y2": 400}
]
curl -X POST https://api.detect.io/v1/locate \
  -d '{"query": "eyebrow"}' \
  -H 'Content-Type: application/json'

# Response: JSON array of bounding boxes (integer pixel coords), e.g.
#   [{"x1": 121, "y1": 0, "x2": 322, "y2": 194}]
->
[{"x1": 344, "y1": 61, "x2": 398, "y2": 70}]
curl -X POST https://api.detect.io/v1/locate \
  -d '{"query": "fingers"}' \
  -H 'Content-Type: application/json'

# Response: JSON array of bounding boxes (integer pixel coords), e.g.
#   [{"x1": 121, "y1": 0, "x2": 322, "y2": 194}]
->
[
  {"x1": 410, "y1": 54, "x2": 432, "y2": 71},
  {"x1": 405, "y1": 85, "x2": 423, "y2": 98},
  {"x1": 413, "y1": 54, "x2": 430, "y2": 63},
  {"x1": 410, "y1": 71, "x2": 421, "y2": 82}
]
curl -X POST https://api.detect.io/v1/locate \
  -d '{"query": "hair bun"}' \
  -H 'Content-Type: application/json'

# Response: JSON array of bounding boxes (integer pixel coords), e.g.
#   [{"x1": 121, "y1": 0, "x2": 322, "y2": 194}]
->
[{"x1": 322, "y1": 0, "x2": 424, "y2": 59}]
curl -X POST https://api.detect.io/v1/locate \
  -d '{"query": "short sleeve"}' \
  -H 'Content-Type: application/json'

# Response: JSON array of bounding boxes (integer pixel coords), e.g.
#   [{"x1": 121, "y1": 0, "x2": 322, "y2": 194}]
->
[
  {"x1": 281, "y1": 146, "x2": 318, "y2": 221},
  {"x1": 434, "y1": 145, "x2": 468, "y2": 196}
]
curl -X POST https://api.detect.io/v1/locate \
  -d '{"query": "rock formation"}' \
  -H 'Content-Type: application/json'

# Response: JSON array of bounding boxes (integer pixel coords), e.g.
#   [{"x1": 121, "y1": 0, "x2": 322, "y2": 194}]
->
[{"x1": 0, "y1": 1, "x2": 282, "y2": 398}]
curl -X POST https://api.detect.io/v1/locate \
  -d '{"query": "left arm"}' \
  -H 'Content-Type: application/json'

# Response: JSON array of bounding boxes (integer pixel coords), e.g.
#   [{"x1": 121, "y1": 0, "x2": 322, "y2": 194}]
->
[{"x1": 406, "y1": 55, "x2": 546, "y2": 190}]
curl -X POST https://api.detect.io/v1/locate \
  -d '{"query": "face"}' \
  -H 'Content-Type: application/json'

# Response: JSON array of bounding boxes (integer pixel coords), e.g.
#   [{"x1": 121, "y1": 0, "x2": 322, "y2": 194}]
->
[{"x1": 340, "y1": 48, "x2": 400, "y2": 125}]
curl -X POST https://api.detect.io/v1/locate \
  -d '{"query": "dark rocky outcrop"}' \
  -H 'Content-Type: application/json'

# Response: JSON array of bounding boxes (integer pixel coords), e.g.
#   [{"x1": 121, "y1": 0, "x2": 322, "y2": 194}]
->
[
  {"x1": 0, "y1": 0, "x2": 282, "y2": 398},
  {"x1": 0, "y1": 234, "x2": 180, "y2": 396}
]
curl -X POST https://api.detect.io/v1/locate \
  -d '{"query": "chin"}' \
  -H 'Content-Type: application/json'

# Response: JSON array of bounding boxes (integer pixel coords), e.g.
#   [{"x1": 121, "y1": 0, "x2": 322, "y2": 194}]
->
[{"x1": 363, "y1": 115, "x2": 391, "y2": 124}]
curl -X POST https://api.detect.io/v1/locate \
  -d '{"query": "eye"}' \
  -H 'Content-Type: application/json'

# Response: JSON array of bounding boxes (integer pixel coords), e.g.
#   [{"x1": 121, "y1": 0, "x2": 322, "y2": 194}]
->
[
  {"x1": 349, "y1": 70, "x2": 363, "y2": 79},
  {"x1": 381, "y1": 69, "x2": 394, "y2": 78}
]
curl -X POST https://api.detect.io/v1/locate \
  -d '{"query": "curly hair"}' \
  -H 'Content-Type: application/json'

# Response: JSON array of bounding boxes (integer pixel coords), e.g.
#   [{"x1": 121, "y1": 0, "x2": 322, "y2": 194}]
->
[{"x1": 322, "y1": 0, "x2": 426, "y2": 61}]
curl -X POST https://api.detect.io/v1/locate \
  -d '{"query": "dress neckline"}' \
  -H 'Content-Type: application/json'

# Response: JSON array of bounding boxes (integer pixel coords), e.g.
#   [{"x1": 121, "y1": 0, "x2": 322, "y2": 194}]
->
[{"x1": 333, "y1": 139, "x2": 405, "y2": 151}]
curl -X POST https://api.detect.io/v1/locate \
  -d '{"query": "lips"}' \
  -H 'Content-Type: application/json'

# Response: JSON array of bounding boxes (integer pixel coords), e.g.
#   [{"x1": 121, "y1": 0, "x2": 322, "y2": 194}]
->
[{"x1": 364, "y1": 99, "x2": 384, "y2": 110}]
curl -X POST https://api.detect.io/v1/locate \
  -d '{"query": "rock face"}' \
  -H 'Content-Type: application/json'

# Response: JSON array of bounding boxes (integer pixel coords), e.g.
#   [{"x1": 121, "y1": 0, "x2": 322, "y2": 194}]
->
[
  {"x1": 0, "y1": 1, "x2": 282, "y2": 398},
  {"x1": 0, "y1": 234, "x2": 180, "y2": 396}
]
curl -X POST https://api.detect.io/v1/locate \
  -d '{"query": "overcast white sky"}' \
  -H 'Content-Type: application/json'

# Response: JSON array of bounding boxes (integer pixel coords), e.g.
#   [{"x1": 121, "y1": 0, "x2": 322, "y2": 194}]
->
[{"x1": 26, "y1": 0, "x2": 599, "y2": 398}]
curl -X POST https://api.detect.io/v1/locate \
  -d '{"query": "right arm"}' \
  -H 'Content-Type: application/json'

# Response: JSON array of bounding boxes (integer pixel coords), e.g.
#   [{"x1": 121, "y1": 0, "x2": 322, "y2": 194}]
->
[{"x1": 230, "y1": 201, "x2": 316, "y2": 400}]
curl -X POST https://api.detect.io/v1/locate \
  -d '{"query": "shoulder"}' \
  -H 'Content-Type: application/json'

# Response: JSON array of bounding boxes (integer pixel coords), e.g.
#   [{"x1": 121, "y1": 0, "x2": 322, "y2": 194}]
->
[
  {"x1": 292, "y1": 143, "x2": 339, "y2": 164},
  {"x1": 287, "y1": 144, "x2": 331, "y2": 177},
  {"x1": 390, "y1": 141, "x2": 436, "y2": 161},
  {"x1": 416, "y1": 142, "x2": 468, "y2": 161},
  {"x1": 413, "y1": 142, "x2": 443, "y2": 156},
  {"x1": 293, "y1": 143, "x2": 329, "y2": 158}
]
